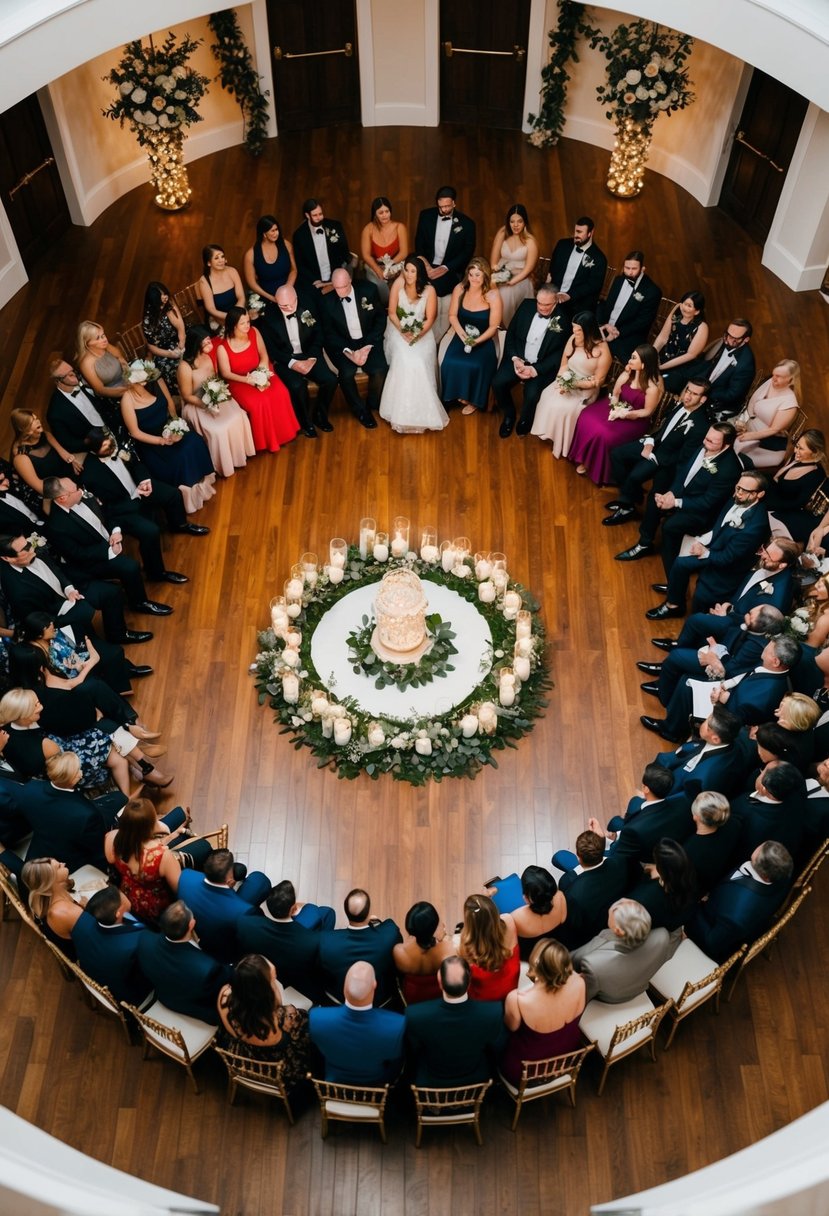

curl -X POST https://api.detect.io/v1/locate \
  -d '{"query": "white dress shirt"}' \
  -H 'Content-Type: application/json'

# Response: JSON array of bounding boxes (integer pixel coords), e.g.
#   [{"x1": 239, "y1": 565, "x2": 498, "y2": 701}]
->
[{"x1": 310, "y1": 223, "x2": 331, "y2": 281}]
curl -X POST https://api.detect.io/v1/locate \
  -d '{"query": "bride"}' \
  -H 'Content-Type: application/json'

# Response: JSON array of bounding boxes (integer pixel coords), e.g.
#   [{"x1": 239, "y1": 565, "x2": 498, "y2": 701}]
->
[{"x1": 379, "y1": 255, "x2": 449, "y2": 434}]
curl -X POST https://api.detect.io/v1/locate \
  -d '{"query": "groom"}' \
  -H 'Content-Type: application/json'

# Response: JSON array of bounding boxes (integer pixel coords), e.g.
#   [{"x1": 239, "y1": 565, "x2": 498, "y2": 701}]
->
[
  {"x1": 321, "y1": 269, "x2": 388, "y2": 429},
  {"x1": 491, "y1": 287, "x2": 568, "y2": 437},
  {"x1": 414, "y1": 185, "x2": 476, "y2": 340}
]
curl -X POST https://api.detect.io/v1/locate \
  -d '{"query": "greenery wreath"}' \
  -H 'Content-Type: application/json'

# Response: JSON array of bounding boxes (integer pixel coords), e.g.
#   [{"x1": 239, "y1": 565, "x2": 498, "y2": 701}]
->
[
  {"x1": 346, "y1": 614, "x2": 458, "y2": 691},
  {"x1": 253, "y1": 546, "x2": 552, "y2": 786}
]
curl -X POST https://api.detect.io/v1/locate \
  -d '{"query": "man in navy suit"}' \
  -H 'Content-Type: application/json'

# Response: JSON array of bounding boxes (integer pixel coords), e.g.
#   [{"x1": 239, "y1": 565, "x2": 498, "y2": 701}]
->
[
  {"x1": 236, "y1": 880, "x2": 333, "y2": 1003},
  {"x1": 71, "y1": 886, "x2": 152, "y2": 1006},
  {"x1": 321, "y1": 269, "x2": 388, "y2": 428},
  {"x1": 651, "y1": 706, "x2": 753, "y2": 797},
  {"x1": 645, "y1": 470, "x2": 771, "y2": 619},
  {"x1": 730, "y1": 761, "x2": 807, "y2": 862},
  {"x1": 14, "y1": 752, "x2": 123, "y2": 872},
  {"x1": 596, "y1": 251, "x2": 661, "y2": 361},
  {"x1": 404, "y1": 956, "x2": 505, "y2": 1085},
  {"x1": 590, "y1": 765, "x2": 693, "y2": 877},
  {"x1": 177, "y1": 849, "x2": 270, "y2": 964},
  {"x1": 554, "y1": 831, "x2": 629, "y2": 950},
  {"x1": 547, "y1": 216, "x2": 607, "y2": 317},
  {"x1": 615, "y1": 423, "x2": 741, "y2": 568},
  {"x1": 685, "y1": 840, "x2": 793, "y2": 962},
  {"x1": 604, "y1": 379, "x2": 711, "y2": 525},
  {"x1": 309, "y1": 961, "x2": 405, "y2": 1085},
  {"x1": 259, "y1": 285, "x2": 338, "y2": 437},
  {"x1": 318, "y1": 887, "x2": 402, "y2": 1006},
  {"x1": 292, "y1": 197, "x2": 352, "y2": 295},
  {"x1": 136, "y1": 900, "x2": 231, "y2": 1025},
  {"x1": 491, "y1": 288, "x2": 568, "y2": 436},
  {"x1": 683, "y1": 318, "x2": 756, "y2": 421}
]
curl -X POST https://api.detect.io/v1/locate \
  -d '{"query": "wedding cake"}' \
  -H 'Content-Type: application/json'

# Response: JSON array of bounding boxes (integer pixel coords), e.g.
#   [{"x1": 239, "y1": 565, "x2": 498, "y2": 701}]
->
[{"x1": 372, "y1": 569, "x2": 429, "y2": 660}]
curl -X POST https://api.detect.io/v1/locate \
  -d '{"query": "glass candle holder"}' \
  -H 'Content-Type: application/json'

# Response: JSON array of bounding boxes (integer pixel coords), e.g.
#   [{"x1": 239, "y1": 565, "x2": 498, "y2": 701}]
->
[
  {"x1": 329, "y1": 538, "x2": 348, "y2": 568},
  {"x1": 391, "y1": 515, "x2": 410, "y2": 557},
  {"x1": 359, "y1": 517, "x2": 376, "y2": 559},
  {"x1": 420, "y1": 527, "x2": 438, "y2": 563},
  {"x1": 440, "y1": 540, "x2": 457, "y2": 572},
  {"x1": 490, "y1": 552, "x2": 508, "y2": 590},
  {"x1": 474, "y1": 551, "x2": 492, "y2": 581},
  {"x1": 300, "y1": 552, "x2": 318, "y2": 588},
  {"x1": 513, "y1": 643, "x2": 531, "y2": 682},
  {"x1": 284, "y1": 579, "x2": 303, "y2": 618},
  {"x1": 373, "y1": 531, "x2": 390, "y2": 562},
  {"x1": 454, "y1": 536, "x2": 471, "y2": 561},
  {"x1": 515, "y1": 609, "x2": 532, "y2": 639}
]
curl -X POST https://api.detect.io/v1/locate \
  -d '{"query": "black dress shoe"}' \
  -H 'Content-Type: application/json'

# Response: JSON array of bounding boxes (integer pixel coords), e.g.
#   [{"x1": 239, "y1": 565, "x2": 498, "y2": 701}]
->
[
  {"x1": 302, "y1": 424, "x2": 318, "y2": 439},
  {"x1": 314, "y1": 414, "x2": 334, "y2": 433},
  {"x1": 640, "y1": 681, "x2": 661, "y2": 696},
  {"x1": 125, "y1": 661, "x2": 154, "y2": 678},
  {"x1": 605, "y1": 498, "x2": 630, "y2": 510},
  {"x1": 157, "y1": 571, "x2": 189, "y2": 585},
  {"x1": 651, "y1": 583, "x2": 668, "y2": 594},
  {"x1": 515, "y1": 418, "x2": 531, "y2": 436},
  {"x1": 120, "y1": 629, "x2": 153, "y2": 644},
  {"x1": 640, "y1": 715, "x2": 679, "y2": 741},
  {"x1": 499, "y1": 417, "x2": 515, "y2": 439},
  {"x1": 602, "y1": 507, "x2": 635, "y2": 526},
  {"x1": 645, "y1": 601, "x2": 685, "y2": 621},
  {"x1": 173, "y1": 524, "x2": 210, "y2": 536},
  {"x1": 615, "y1": 543, "x2": 655, "y2": 561},
  {"x1": 133, "y1": 600, "x2": 174, "y2": 616},
  {"x1": 652, "y1": 637, "x2": 679, "y2": 651},
  {"x1": 357, "y1": 412, "x2": 377, "y2": 429},
  {"x1": 636, "y1": 661, "x2": 663, "y2": 675}
]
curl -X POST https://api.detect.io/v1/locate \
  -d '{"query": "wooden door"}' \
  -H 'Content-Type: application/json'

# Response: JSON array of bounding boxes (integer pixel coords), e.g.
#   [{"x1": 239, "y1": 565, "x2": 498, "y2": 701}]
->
[
  {"x1": 440, "y1": 0, "x2": 531, "y2": 130},
  {"x1": 266, "y1": 0, "x2": 361, "y2": 132},
  {"x1": 0, "y1": 93, "x2": 71, "y2": 270},
  {"x1": 718, "y1": 69, "x2": 808, "y2": 243}
]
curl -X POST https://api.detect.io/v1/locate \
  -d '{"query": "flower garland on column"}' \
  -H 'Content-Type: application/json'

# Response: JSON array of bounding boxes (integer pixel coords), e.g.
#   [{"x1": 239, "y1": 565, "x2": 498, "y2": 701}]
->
[
  {"x1": 208, "y1": 10, "x2": 270, "y2": 156},
  {"x1": 527, "y1": 1, "x2": 594, "y2": 148}
]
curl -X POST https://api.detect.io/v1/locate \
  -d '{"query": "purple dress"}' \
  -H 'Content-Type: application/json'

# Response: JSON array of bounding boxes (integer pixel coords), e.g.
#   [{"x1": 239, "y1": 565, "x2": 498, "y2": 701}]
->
[
  {"x1": 499, "y1": 1014, "x2": 582, "y2": 1086},
  {"x1": 569, "y1": 382, "x2": 649, "y2": 485}
]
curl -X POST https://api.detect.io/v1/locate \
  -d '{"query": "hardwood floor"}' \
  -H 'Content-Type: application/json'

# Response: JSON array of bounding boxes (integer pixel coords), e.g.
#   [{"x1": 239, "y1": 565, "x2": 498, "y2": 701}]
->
[{"x1": 0, "y1": 126, "x2": 827, "y2": 1215}]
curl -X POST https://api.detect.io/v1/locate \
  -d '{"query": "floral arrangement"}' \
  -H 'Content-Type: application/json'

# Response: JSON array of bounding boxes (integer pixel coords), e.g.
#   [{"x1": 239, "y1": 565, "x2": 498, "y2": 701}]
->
[
  {"x1": 380, "y1": 254, "x2": 404, "y2": 280},
  {"x1": 463, "y1": 325, "x2": 481, "y2": 353},
  {"x1": 126, "y1": 359, "x2": 161, "y2": 384},
  {"x1": 253, "y1": 546, "x2": 551, "y2": 786},
  {"x1": 248, "y1": 365, "x2": 272, "y2": 388},
  {"x1": 491, "y1": 267, "x2": 513, "y2": 284},
  {"x1": 608, "y1": 397, "x2": 629, "y2": 421},
  {"x1": 208, "y1": 10, "x2": 270, "y2": 156},
  {"x1": 397, "y1": 306, "x2": 424, "y2": 339},
  {"x1": 783, "y1": 607, "x2": 811, "y2": 639},
  {"x1": 300, "y1": 310, "x2": 316, "y2": 327},
  {"x1": 102, "y1": 32, "x2": 210, "y2": 146},
  {"x1": 347, "y1": 613, "x2": 457, "y2": 692},
  {"x1": 587, "y1": 19, "x2": 694, "y2": 129},
  {"x1": 527, "y1": 1, "x2": 592, "y2": 148},
  {"x1": 201, "y1": 376, "x2": 232, "y2": 414},
  {"x1": 162, "y1": 417, "x2": 190, "y2": 440},
  {"x1": 556, "y1": 368, "x2": 579, "y2": 392},
  {"x1": 246, "y1": 292, "x2": 264, "y2": 316}
]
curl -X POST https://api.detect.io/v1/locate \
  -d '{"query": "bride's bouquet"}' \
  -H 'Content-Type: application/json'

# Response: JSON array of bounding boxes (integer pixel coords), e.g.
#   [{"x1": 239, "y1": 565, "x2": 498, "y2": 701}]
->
[
  {"x1": 463, "y1": 325, "x2": 480, "y2": 353},
  {"x1": 201, "y1": 376, "x2": 232, "y2": 415},
  {"x1": 397, "y1": 304, "x2": 423, "y2": 339}
]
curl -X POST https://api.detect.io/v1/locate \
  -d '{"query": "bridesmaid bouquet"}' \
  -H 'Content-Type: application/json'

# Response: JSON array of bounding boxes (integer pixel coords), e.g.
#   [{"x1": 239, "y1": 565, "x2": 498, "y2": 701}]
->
[
  {"x1": 608, "y1": 396, "x2": 629, "y2": 420},
  {"x1": 380, "y1": 254, "x2": 404, "y2": 280},
  {"x1": 463, "y1": 325, "x2": 481, "y2": 353},
  {"x1": 162, "y1": 418, "x2": 190, "y2": 442},
  {"x1": 556, "y1": 368, "x2": 579, "y2": 392},
  {"x1": 248, "y1": 366, "x2": 273, "y2": 388},
  {"x1": 491, "y1": 266, "x2": 513, "y2": 284},
  {"x1": 246, "y1": 292, "x2": 264, "y2": 319},
  {"x1": 201, "y1": 377, "x2": 232, "y2": 414},
  {"x1": 127, "y1": 358, "x2": 161, "y2": 384}
]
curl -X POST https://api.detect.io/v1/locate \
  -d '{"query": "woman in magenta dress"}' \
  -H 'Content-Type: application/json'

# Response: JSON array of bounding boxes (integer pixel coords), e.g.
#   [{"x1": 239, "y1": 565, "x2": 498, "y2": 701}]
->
[
  {"x1": 569, "y1": 343, "x2": 662, "y2": 485},
  {"x1": 216, "y1": 306, "x2": 299, "y2": 453},
  {"x1": 500, "y1": 939, "x2": 586, "y2": 1086},
  {"x1": 360, "y1": 196, "x2": 409, "y2": 307},
  {"x1": 459, "y1": 893, "x2": 520, "y2": 1002}
]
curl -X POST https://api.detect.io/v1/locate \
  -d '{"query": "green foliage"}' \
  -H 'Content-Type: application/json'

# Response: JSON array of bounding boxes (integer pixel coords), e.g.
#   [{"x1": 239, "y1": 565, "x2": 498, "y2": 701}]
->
[
  {"x1": 527, "y1": 1, "x2": 596, "y2": 148},
  {"x1": 586, "y1": 19, "x2": 695, "y2": 127},
  {"x1": 102, "y1": 32, "x2": 210, "y2": 147},
  {"x1": 208, "y1": 10, "x2": 270, "y2": 156}
]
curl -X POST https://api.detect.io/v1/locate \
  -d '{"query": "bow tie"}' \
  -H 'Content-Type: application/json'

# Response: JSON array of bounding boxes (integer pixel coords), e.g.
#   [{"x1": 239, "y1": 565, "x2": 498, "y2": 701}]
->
[
  {"x1": 341, "y1": 296, "x2": 352, "y2": 304},
  {"x1": 439, "y1": 215, "x2": 452, "y2": 222},
  {"x1": 536, "y1": 312, "x2": 549, "y2": 320},
  {"x1": 574, "y1": 244, "x2": 585, "y2": 253},
  {"x1": 69, "y1": 389, "x2": 81, "y2": 397},
  {"x1": 315, "y1": 227, "x2": 324, "y2": 235},
  {"x1": 285, "y1": 312, "x2": 297, "y2": 320},
  {"x1": 624, "y1": 276, "x2": 639, "y2": 286}
]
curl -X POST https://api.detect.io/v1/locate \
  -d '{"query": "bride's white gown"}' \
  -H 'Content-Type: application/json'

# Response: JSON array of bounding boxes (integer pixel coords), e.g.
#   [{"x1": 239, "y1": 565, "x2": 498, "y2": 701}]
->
[{"x1": 379, "y1": 288, "x2": 449, "y2": 433}]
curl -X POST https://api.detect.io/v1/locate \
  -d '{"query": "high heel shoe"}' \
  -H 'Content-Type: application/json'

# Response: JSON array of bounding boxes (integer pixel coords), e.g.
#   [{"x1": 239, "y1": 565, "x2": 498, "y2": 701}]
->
[
  {"x1": 128, "y1": 723, "x2": 162, "y2": 742},
  {"x1": 134, "y1": 757, "x2": 174, "y2": 788}
]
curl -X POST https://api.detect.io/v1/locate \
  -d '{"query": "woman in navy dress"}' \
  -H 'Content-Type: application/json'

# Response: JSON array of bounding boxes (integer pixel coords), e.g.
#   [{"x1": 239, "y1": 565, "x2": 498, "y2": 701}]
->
[
  {"x1": 198, "y1": 244, "x2": 246, "y2": 333},
  {"x1": 440, "y1": 257, "x2": 502, "y2": 415},
  {"x1": 243, "y1": 216, "x2": 296, "y2": 316}
]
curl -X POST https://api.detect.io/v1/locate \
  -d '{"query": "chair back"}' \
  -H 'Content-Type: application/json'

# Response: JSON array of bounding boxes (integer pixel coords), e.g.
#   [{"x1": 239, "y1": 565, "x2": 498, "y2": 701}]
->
[
  {"x1": 117, "y1": 323, "x2": 147, "y2": 363},
  {"x1": 805, "y1": 484, "x2": 829, "y2": 519},
  {"x1": 308, "y1": 1075, "x2": 391, "y2": 1142},
  {"x1": 600, "y1": 265, "x2": 617, "y2": 300},
  {"x1": 726, "y1": 885, "x2": 812, "y2": 1000},
  {"x1": 62, "y1": 955, "x2": 134, "y2": 1041},
  {"x1": 410, "y1": 1080, "x2": 492, "y2": 1147},
  {"x1": 0, "y1": 861, "x2": 36, "y2": 926},
  {"x1": 123, "y1": 1000, "x2": 216, "y2": 1093},
  {"x1": 604, "y1": 999, "x2": 671, "y2": 1061},
  {"x1": 174, "y1": 281, "x2": 203, "y2": 329},
  {"x1": 169, "y1": 823, "x2": 229, "y2": 853},
  {"x1": 794, "y1": 836, "x2": 829, "y2": 890},
  {"x1": 498, "y1": 1044, "x2": 594, "y2": 1130},
  {"x1": 533, "y1": 255, "x2": 551, "y2": 289},
  {"x1": 214, "y1": 1045, "x2": 294, "y2": 1123},
  {"x1": 647, "y1": 390, "x2": 679, "y2": 434},
  {"x1": 648, "y1": 297, "x2": 679, "y2": 343}
]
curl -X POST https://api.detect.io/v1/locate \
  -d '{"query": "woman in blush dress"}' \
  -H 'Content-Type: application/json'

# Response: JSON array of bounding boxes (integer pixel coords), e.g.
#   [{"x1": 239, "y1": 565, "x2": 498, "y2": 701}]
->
[
  {"x1": 440, "y1": 258, "x2": 503, "y2": 416},
  {"x1": 177, "y1": 325, "x2": 255, "y2": 477},
  {"x1": 141, "y1": 281, "x2": 185, "y2": 392},
  {"x1": 531, "y1": 312, "x2": 612, "y2": 457},
  {"x1": 76, "y1": 320, "x2": 129, "y2": 403},
  {"x1": 488, "y1": 203, "x2": 539, "y2": 328},
  {"x1": 215, "y1": 307, "x2": 299, "y2": 454},
  {"x1": 217, "y1": 954, "x2": 311, "y2": 1094},
  {"x1": 198, "y1": 244, "x2": 245, "y2": 334},
  {"x1": 734, "y1": 360, "x2": 801, "y2": 469},
  {"x1": 380, "y1": 256, "x2": 448, "y2": 433},
  {"x1": 458, "y1": 893, "x2": 520, "y2": 1002},
  {"x1": 360, "y1": 196, "x2": 409, "y2": 307},
  {"x1": 243, "y1": 215, "x2": 296, "y2": 315},
  {"x1": 652, "y1": 291, "x2": 709, "y2": 394},
  {"x1": 393, "y1": 901, "x2": 454, "y2": 1005},
  {"x1": 569, "y1": 343, "x2": 662, "y2": 484},
  {"x1": 499, "y1": 939, "x2": 586, "y2": 1086}
]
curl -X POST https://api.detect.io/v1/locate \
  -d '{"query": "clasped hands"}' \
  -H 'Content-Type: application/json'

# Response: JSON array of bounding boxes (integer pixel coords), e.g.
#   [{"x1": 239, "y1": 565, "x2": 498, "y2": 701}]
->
[
  {"x1": 512, "y1": 357, "x2": 537, "y2": 380},
  {"x1": 345, "y1": 346, "x2": 373, "y2": 367}
]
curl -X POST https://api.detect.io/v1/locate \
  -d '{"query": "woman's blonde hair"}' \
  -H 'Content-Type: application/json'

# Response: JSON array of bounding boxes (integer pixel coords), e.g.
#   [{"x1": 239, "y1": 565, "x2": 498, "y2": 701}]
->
[
  {"x1": 45, "y1": 751, "x2": 82, "y2": 786},
  {"x1": 774, "y1": 358, "x2": 802, "y2": 404},
  {"x1": 76, "y1": 320, "x2": 105, "y2": 364},
  {"x1": 779, "y1": 692, "x2": 821, "y2": 732},
  {"x1": 459, "y1": 894, "x2": 510, "y2": 972},
  {"x1": 527, "y1": 938, "x2": 573, "y2": 992},
  {"x1": 0, "y1": 687, "x2": 39, "y2": 726},
  {"x1": 21, "y1": 857, "x2": 60, "y2": 920}
]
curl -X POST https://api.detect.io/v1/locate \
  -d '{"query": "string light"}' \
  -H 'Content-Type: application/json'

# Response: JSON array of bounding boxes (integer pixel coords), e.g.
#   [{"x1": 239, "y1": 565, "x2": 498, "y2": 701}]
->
[
  {"x1": 144, "y1": 128, "x2": 191, "y2": 211},
  {"x1": 606, "y1": 118, "x2": 652, "y2": 199}
]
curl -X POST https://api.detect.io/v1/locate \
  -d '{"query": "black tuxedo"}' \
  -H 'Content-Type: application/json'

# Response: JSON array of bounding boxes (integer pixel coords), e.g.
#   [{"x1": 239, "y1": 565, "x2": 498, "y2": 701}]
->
[
  {"x1": 0, "y1": 550, "x2": 131, "y2": 643},
  {"x1": 731, "y1": 789, "x2": 806, "y2": 863},
  {"x1": 686, "y1": 866, "x2": 790, "y2": 962},
  {"x1": 665, "y1": 499, "x2": 771, "y2": 611},
  {"x1": 71, "y1": 911, "x2": 152, "y2": 1006},
  {"x1": 321, "y1": 281, "x2": 388, "y2": 414},
  {"x1": 79, "y1": 453, "x2": 185, "y2": 579},
  {"x1": 685, "y1": 342, "x2": 756, "y2": 419},
  {"x1": 414, "y1": 207, "x2": 476, "y2": 298},
  {"x1": 556, "y1": 857, "x2": 629, "y2": 950},
  {"x1": 676, "y1": 568, "x2": 795, "y2": 652},
  {"x1": 609, "y1": 404, "x2": 708, "y2": 505},
  {"x1": 258, "y1": 294, "x2": 337, "y2": 427},
  {"x1": 235, "y1": 916, "x2": 325, "y2": 1002},
  {"x1": 491, "y1": 299, "x2": 568, "y2": 427},
  {"x1": 46, "y1": 386, "x2": 110, "y2": 453},
  {"x1": 136, "y1": 934, "x2": 231, "y2": 1025},
  {"x1": 548, "y1": 237, "x2": 607, "y2": 315},
  {"x1": 657, "y1": 622, "x2": 771, "y2": 707},
  {"x1": 46, "y1": 498, "x2": 149, "y2": 607},
  {"x1": 405, "y1": 997, "x2": 505, "y2": 1086},
  {"x1": 636, "y1": 444, "x2": 743, "y2": 567},
  {"x1": 597, "y1": 273, "x2": 662, "y2": 360},
  {"x1": 292, "y1": 218, "x2": 351, "y2": 290}
]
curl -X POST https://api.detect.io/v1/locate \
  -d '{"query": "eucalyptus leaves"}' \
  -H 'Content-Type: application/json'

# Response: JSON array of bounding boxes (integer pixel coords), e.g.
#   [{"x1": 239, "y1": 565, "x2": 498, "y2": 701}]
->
[{"x1": 347, "y1": 613, "x2": 458, "y2": 691}]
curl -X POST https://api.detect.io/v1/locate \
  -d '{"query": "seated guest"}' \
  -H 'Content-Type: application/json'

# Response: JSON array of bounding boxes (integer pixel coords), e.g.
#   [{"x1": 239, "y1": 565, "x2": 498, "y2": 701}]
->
[
  {"x1": 596, "y1": 251, "x2": 661, "y2": 361},
  {"x1": 309, "y1": 961, "x2": 405, "y2": 1085},
  {"x1": 71, "y1": 885, "x2": 153, "y2": 1006},
  {"x1": 235, "y1": 881, "x2": 329, "y2": 1003},
  {"x1": 0, "y1": 459, "x2": 45, "y2": 536},
  {"x1": 524, "y1": 309, "x2": 609, "y2": 448},
  {"x1": 547, "y1": 215, "x2": 607, "y2": 317},
  {"x1": 650, "y1": 707, "x2": 752, "y2": 798},
  {"x1": 554, "y1": 831, "x2": 629, "y2": 950},
  {"x1": 321, "y1": 269, "x2": 388, "y2": 428},
  {"x1": 572, "y1": 899, "x2": 679, "y2": 1004},
  {"x1": 197, "y1": 243, "x2": 245, "y2": 333},
  {"x1": 13, "y1": 750, "x2": 119, "y2": 872},
  {"x1": 318, "y1": 887, "x2": 402, "y2": 1006},
  {"x1": 487, "y1": 865, "x2": 567, "y2": 960},
  {"x1": 392, "y1": 901, "x2": 454, "y2": 1005},
  {"x1": 765, "y1": 430, "x2": 827, "y2": 544},
  {"x1": 13, "y1": 607, "x2": 145, "y2": 707},
  {"x1": 770, "y1": 694, "x2": 820, "y2": 768},
  {"x1": 291, "y1": 201, "x2": 350, "y2": 296},
  {"x1": 141, "y1": 281, "x2": 185, "y2": 393},
  {"x1": 585, "y1": 764, "x2": 693, "y2": 875},
  {"x1": 76, "y1": 320, "x2": 130, "y2": 403},
  {"x1": 682, "y1": 317, "x2": 755, "y2": 421},
  {"x1": 137, "y1": 899, "x2": 231, "y2": 1024},
  {"x1": 569, "y1": 344, "x2": 662, "y2": 485},
  {"x1": 439, "y1": 258, "x2": 502, "y2": 416},
  {"x1": 359, "y1": 196, "x2": 409, "y2": 308},
  {"x1": 177, "y1": 848, "x2": 271, "y2": 963},
  {"x1": 21, "y1": 855, "x2": 83, "y2": 954},
  {"x1": 652, "y1": 292, "x2": 709, "y2": 394},
  {"x1": 176, "y1": 327, "x2": 256, "y2": 477},
  {"x1": 685, "y1": 840, "x2": 794, "y2": 962},
  {"x1": 733, "y1": 360, "x2": 801, "y2": 468},
  {"x1": 405, "y1": 955, "x2": 505, "y2": 1086},
  {"x1": 46, "y1": 355, "x2": 122, "y2": 454},
  {"x1": 458, "y1": 893, "x2": 519, "y2": 1001},
  {"x1": 488, "y1": 203, "x2": 540, "y2": 327},
  {"x1": 730, "y1": 760, "x2": 807, "y2": 862},
  {"x1": 215, "y1": 306, "x2": 300, "y2": 454},
  {"x1": 493, "y1": 286, "x2": 571, "y2": 440},
  {"x1": 263, "y1": 287, "x2": 338, "y2": 438},
  {"x1": 500, "y1": 939, "x2": 586, "y2": 1085},
  {"x1": 799, "y1": 579, "x2": 829, "y2": 650},
  {"x1": 244, "y1": 215, "x2": 298, "y2": 312},
  {"x1": 10, "y1": 408, "x2": 76, "y2": 497},
  {"x1": 626, "y1": 838, "x2": 698, "y2": 931},
  {"x1": 681, "y1": 791, "x2": 742, "y2": 893},
  {"x1": 216, "y1": 954, "x2": 311, "y2": 1094}
]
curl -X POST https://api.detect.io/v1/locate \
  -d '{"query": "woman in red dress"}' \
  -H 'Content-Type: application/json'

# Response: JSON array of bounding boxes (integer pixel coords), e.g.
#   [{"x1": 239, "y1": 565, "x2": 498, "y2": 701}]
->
[
  {"x1": 215, "y1": 306, "x2": 299, "y2": 453},
  {"x1": 359, "y1": 196, "x2": 409, "y2": 307},
  {"x1": 458, "y1": 893, "x2": 520, "y2": 1002}
]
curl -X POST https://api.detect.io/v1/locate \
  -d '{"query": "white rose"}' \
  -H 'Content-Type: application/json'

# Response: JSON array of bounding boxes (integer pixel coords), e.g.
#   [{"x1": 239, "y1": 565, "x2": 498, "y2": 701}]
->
[
  {"x1": 415, "y1": 736, "x2": 432, "y2": 756},
  {"x1": 172, "y1": 65, "x2": 187, "y2": 79},
  {"x1": 635, "y1": 86, "x2": 650, "y2": 100},
  {"x1": 120, "y1": 82, "x2": 134, "y2": 97},
  {"x1": 132, "y1": 88, "x2": 147, "y2": 104},
  {"x1": 644, "y1": 63, "x2": 659, "y2": 78},
  {"x1": 158, "y1": 114, "x2": 170, "y2": 127},
  {"x1": 662, "y1": 58, "x2": 675, "y2": 72},
  {"x1": 623, "y1": 92, "x2": 637, "y2": 105},
  {"x1": 655, "y1": 81, "x2": 668, "y2": 94},
  {"x1": 174, "y1": 90, "x2": 187, "y2": 100},
  {"x1": 367, "y1": 724, "x2": 385, "y2": 748},
  {"x1": 311, "y1": 696, "x2": 329, "y2": 716},
  {"x1": 151, "y1": 96, "x2": 165, "y2": 111},
  {"x1": 143, "y1": 111, "x2": 158, "y2": 125},
  {"x1": 390, "y1": 735, "x2": 407, "y2": 749},
  {"x1": 625, "y1": 69, "x2": 642, "y2": 85},
  {"x1": 282, "y1": 649, "x2": 300, "y2": 668},
  {"x1": 658, "y1": 99, "x2": 671, "y2": 110}
]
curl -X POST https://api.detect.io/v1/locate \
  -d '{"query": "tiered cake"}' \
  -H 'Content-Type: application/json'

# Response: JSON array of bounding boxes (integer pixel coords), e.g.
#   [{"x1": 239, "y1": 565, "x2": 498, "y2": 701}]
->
[{"x1": 372, "y1": 569, "x2": 430, "y2": 662}]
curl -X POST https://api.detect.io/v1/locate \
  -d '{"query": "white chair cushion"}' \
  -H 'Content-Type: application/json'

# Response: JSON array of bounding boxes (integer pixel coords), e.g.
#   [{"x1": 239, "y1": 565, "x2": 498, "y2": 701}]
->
[
  {"x1": 518, "y1": 961, "x2": 533, "y2": 992},
  {"x1": 143, "y1": 1001, "x2": 216, "y2": 1059},
  {"x1": 497, "y1": 1069, "x2": 573, "y2": 1099},
  {"x1": 281, "y1": 986, "x2": 313, "y2": 1011},
  {"x1": 324, "y1": 1100, "x2": 382, "y2": 1120},
  {"x1": 650, "y1": 938, "x2": 719, "y2": 1010},
  {"x1": 579, "y1": 992, "x2": 654, "y2": 1058},
  {"x1": 69, "y1": 865, "x2": 109, "y2": 901}
]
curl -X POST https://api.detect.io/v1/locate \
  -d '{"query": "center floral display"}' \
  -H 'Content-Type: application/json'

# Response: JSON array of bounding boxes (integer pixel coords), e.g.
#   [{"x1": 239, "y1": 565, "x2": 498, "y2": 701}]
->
[{"x1": 253, "y1": 529, "x2": 551, "y2": 786}]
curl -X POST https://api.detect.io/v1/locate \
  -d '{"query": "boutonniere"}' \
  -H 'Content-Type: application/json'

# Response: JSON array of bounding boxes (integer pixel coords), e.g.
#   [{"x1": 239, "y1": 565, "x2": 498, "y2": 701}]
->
[
  {"x1": 325, "y1": 227, "x2": 339, "y2": 244},
  {"x1": 360, "y1": 298, "x2": 374, "y2": 312},
  {"x1": 547, "y1": 316, "x2": 562, "y2": 334},
  {"x1": 27, "y1": 531, "x2": 46, "y2": 551},
  {"x1": 452, "y1": 223, "x2": 463, "y2": 234},
  {"x1": 633, "y1": 291, "x2": 645, "y2": 302},
  {"x1": 581, "y1": 255, "x2": 595, "y2": 268},
  {"x1": 727, "y1": 516, "x2": 744, "y2": 530},
  {"x1": 701, "y1": 456, "x2": 718, "y2": 473},
  {"x1": 679, "y1": 419, "x2": 694, "y2": 433},
  {"x1": 759, "y1": 580, "x2": 774, "y2": 594},
  {"x1": 300, "y1": 310, "x2": 315, "y2": 327}
]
